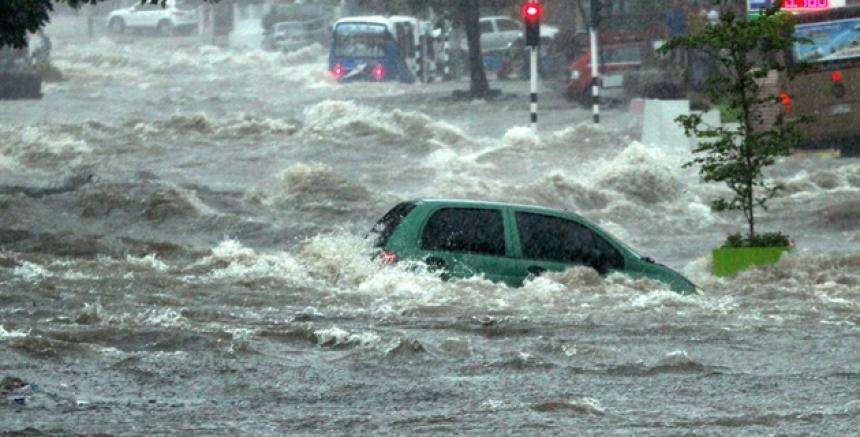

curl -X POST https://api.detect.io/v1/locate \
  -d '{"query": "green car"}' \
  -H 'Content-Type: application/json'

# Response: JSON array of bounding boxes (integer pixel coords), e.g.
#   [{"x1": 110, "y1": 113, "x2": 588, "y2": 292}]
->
[{"x1": 370, "y1": 199, "x2": 698, "y2": 294}]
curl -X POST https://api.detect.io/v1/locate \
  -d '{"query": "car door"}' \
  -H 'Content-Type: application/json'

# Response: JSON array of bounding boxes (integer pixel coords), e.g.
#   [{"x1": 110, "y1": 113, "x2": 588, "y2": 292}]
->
[
  {"x1": 602, "y1": 45, "x2": 642, "y2": 91},
  {"x1": 128, "y1": 3, "x2": 160, "y2": 28},
  {"x1": 511, "y1": 211, "x2": 625, "y2": 282},
  {"x1": 417, "y1": 207, "x2": 520, "y2": 285},
  {"x1": 479, "y1": 19, "x2": 499, "y2": 52},
  {"x1": 495, "y1": 18, "x2": 523, "y2": 50}
]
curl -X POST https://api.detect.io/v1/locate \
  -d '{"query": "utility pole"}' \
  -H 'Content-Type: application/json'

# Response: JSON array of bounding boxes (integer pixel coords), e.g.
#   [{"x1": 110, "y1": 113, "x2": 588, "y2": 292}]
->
[
  {"x1": 589, "y1": 0, "x2": 601, "y2": 124},
  {"x1": 523, "y1": 1, "x2": 542, "y2": 131}
]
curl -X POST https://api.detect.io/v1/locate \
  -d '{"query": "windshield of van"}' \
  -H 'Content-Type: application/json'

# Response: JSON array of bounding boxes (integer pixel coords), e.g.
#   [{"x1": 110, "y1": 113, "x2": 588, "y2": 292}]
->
[
  {"x1": 794, "y1": 17, "x2": 860, "y2": 63},
  {"x1": 334, "y1": 23, "x2": 389, "y2": 58}
]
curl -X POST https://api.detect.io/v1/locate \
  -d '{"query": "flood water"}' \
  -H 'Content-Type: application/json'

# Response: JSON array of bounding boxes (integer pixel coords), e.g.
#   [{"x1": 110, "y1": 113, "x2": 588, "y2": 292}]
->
[{"x1": 1, "y1": 26, "x2": 859, "y2": 435}]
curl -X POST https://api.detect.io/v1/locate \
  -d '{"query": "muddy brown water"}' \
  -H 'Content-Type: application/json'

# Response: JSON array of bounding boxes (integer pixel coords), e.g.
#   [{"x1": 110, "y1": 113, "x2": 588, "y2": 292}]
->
[{"x1": 1, "y1": 34, "x2": 859, "y2": 435}]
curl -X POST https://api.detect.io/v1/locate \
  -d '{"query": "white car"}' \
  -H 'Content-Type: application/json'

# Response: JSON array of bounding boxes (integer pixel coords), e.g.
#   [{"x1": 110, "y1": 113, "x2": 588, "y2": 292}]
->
[
  {"x1": 464, "y1": 16, "x2": 559, "y2": 52},
  {"x1": 107, "y1": 0, "x2": 199, "y2": 36}
]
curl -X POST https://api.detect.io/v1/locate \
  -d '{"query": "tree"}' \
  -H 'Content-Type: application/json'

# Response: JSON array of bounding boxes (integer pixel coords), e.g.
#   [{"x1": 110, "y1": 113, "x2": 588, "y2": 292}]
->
[
  {"x1": 458, "y1": 0, "x2": 490, "y2": 97},
  {"x1": 661, "y1": 0, "x2": 807, "y2": 243}
]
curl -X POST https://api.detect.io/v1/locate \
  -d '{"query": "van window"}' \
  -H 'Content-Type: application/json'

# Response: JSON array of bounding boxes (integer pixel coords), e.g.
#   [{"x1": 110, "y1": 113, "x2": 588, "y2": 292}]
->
[
  {"x1": 370, "y1": 202, "x2": 416, "y2": 247},
  {"x1": 421, "y1": 208, "x2": 505, "y2": 256},
  {"x1": 516, "y1": 212, "x2": 623, "y2": 272},
  {"x1": 334, "y1": 23, "x2": 389, "y2": 57}
]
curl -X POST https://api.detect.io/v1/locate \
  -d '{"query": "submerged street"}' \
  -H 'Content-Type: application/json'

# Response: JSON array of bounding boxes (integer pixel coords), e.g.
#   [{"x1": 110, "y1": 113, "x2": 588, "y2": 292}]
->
[{"x1": 1, "y1": 23, "x2": 859, "y2": 435}]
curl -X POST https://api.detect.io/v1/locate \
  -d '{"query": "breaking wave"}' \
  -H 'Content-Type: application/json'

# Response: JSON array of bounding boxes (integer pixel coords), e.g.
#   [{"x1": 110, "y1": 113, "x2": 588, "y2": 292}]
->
[{"x1": 0, "y1": 126, "x2": 93, "y2": 170}]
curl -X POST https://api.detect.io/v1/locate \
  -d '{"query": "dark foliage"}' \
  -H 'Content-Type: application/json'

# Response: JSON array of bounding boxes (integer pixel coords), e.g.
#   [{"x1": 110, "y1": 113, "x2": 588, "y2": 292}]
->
[{"x1": 723, "y1": 232, "x2": 791, "y2": 248}]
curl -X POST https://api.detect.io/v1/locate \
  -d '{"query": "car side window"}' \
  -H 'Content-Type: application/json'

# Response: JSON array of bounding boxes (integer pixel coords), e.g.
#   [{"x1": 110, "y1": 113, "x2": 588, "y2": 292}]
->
[
  {"x1": 421, "y1": 208, "x2": 505, "y2": 256},
  {"x1": 480, "y1": 21, "x2": 494, "y2": 35},
  {"x1": 496, "y1": 19, "x2": 521, "y2": 32},
  {"x1": 516, "y1": 212, "x2": 623, "y2": 272}
]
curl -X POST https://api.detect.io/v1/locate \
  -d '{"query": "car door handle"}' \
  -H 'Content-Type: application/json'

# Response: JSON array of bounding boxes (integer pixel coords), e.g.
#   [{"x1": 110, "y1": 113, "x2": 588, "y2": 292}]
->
[{"x1": 527, "y1": 266, "x2": 546, "y2": 276}]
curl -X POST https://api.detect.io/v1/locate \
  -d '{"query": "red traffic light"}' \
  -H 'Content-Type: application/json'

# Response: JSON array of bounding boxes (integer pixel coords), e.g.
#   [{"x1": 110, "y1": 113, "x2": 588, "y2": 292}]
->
[{"x1": 522, "y1": 2, "x2": 542, "y2": 20}]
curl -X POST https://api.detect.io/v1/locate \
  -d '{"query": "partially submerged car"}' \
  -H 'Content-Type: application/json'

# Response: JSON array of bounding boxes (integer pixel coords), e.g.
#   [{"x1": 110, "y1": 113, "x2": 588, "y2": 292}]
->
[
  {"x1": 565, "y1": 42, "x2": 647, "y2": 104},
  {"x1": 370, "y1": 199, "x2": 698, "y2": 294}
]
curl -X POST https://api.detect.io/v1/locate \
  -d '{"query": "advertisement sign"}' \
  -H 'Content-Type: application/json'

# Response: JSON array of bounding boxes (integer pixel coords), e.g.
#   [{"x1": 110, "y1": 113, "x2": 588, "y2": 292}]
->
[
  {"x1": 795, "y1": 17, "x2": 860, "y2": 62},
  {"x1": 747, "y1": 0, "x2": 844, "y2": 12}
]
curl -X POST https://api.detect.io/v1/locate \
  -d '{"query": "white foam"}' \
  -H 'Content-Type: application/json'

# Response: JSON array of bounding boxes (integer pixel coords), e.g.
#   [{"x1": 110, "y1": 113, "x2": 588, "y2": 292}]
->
[
  {"x1": 0, "y1": 325, "x2": 29, "y2": 339},
  {"x1": 126, "y1": 254, "x2": 169, "y2": 272},
  {"x1": 313, "y1": 326, "x2": 381, "y2": 347},
  {"x1": 12, "y1": 261, "x2": 52, "y2": 281}
]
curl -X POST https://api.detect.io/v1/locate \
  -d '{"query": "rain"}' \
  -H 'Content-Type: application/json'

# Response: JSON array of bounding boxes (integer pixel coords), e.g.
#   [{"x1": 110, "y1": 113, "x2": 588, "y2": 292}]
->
[{"x1": 1, "y1": 0, "x2": 859, "y2": 434}]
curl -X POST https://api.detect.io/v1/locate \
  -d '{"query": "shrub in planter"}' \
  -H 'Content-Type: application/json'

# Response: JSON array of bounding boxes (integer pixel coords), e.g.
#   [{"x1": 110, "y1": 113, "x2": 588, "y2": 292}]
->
[
  {"x1": 712, "y1": 232, "x2": 792, "y2": 277},
  {"x1": 661, "y1": 1, "x2": 809, "y2": 276}
]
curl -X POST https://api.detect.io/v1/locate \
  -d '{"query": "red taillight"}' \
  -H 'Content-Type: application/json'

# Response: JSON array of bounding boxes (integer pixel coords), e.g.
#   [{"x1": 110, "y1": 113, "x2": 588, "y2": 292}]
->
[
  {"x1": 378, "y1": 250, "x2": 397, "y2": 265},
  {"x1": 332, "y1": 64, "x2": 345, "y2": 79},
  {"x1": 373, "y1": 64, "x2": 385, "y2": 81},
  {"x1": 832, "y1": 71, "x2": 843, "y2": 82}
]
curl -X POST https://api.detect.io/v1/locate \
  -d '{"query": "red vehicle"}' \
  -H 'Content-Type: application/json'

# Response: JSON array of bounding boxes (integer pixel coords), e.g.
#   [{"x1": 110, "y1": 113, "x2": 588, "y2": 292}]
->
[{"x1": 564, "y1": 42, "x2": 648, "y2": 105}]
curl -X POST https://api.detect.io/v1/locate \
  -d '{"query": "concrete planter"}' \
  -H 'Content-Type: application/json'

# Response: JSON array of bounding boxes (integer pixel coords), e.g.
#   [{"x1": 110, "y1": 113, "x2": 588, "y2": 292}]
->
[{"x1": 712, "y1": 246, "x2": 791, "y2": 277}]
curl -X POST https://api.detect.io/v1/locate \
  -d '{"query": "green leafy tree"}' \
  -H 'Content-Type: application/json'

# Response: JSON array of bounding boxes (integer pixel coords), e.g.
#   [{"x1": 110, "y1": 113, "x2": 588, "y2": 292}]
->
[{"x1": 661, "y1": 0, "x2": 808, "y2": 243}]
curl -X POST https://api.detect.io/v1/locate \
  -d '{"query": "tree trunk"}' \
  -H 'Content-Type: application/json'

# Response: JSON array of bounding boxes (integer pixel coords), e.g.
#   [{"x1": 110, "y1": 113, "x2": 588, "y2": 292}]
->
[{"x1": 460, "y1": 0, "x2": 490, "y2": 97}]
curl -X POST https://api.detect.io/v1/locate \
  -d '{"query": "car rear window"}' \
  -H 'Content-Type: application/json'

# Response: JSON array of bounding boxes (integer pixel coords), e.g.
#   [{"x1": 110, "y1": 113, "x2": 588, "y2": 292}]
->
[
  {"x1": 370, "y1": 202, "x2": 416, "y2": 248},
  {"x1": 516, "y1": 212, "x2": 623, "y2": 272},
  {"x1": 421, "y1": 208, "x2": 505, "y2": 256}
]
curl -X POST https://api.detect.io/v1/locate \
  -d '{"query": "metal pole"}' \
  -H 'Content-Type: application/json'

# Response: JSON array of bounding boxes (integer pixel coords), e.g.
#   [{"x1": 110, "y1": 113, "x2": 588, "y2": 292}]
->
[
  {"x1": 589, "y1": 26, "x2": 600, "y2": 124},
  {"x1": 530, "y1": 45, "x2": 539, "y2": 130},
  {"x1": 442, "y1": 24, "x2": 451, "y2": 81},
  {"x1": 421, "y1": 32, "x2": 429, "y2": 83}
]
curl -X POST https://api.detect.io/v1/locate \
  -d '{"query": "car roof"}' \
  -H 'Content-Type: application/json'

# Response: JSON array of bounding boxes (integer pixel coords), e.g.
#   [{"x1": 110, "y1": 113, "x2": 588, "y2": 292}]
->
[
  {"x1": 335, "y1": 16, "x2": 391, "y2": 26},
  {"x1": 413, "y1": 198, "x2": 580, "y2": 216}
]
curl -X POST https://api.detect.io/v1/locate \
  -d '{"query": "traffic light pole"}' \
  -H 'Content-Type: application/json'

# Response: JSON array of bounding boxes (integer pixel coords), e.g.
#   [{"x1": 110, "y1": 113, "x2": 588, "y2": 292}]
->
[
  {"x1": 523, "y1": 1, "x2": 542, "y2": 131},
  {"x1": 589, "y1": 25, "x2": 600, "y2": 124},
  {"x1": 589, "y1": 0, "x2": 600, "y2": 124},
  {"x1": 530, "y1": 46, "x2": 539, "y2": 130}
]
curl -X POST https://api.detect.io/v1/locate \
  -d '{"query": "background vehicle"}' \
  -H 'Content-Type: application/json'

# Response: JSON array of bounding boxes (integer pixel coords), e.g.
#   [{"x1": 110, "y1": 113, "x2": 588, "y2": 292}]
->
[
  {"x1": 329, "y1": 16, "x2": 415, "y2": 83},
  {"x1": 261, "y1": 3, "x2": 330, "y2": 52},
  {"x1": 565, "y1": 42, "x2": 647, "y2": 104},
  {"x1": 107, "y1": 0, "x2": 199, "y2": 36},
  {"x1": 781, "y1": 5, "x2": 860, "y2": 156},
  {"x1": 466, "y1": 16, "x2": 559, "y2": 53},
  {"x1": 370, "y1": 199, "x2": 697, "y2": 294}
]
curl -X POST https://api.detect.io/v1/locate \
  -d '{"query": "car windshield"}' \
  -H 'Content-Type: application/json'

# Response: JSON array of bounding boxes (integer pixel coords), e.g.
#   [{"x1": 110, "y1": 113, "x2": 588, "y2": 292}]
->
[
  {"x1": 334, "y1": 23, "x2": 389, "y2": 57},
  {"x1": 794, "y1": 17, "x2": 860, "y2": 62}
]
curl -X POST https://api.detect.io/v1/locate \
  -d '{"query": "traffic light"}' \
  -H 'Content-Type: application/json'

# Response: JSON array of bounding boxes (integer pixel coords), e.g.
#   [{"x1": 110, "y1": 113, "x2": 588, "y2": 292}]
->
[{"x1": 522, "y1": 1, "x2": 542, "y2": 46}]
